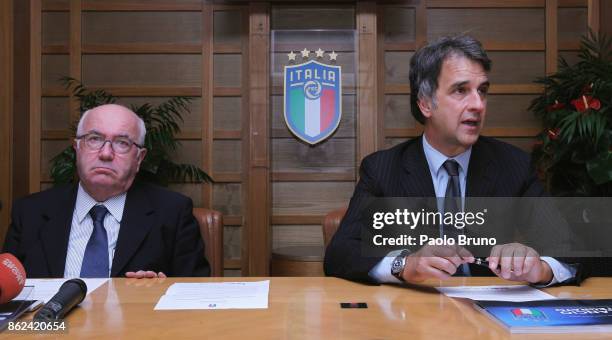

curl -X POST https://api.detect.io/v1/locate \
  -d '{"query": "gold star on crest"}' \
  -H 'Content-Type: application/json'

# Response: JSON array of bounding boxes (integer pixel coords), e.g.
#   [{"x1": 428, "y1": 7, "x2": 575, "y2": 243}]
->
[
  {"x1": 301, "y1": 48, "x2": 311, "y2": 58},
  {"x1": 315, "y1": 48, "x2": 325, "y2": 58},
  {"x1": 329, "y1": 51, "x2": 338, "y2": 61},
  {"x1": 287, "y1": 51, "x2": 297, "y2": 61}
]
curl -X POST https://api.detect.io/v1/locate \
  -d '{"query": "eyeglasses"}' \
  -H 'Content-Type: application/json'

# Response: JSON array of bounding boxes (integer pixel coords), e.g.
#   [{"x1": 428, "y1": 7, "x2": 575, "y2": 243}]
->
[{"x1": 76, "y1": 133, "x2": 144, "y2": 154}]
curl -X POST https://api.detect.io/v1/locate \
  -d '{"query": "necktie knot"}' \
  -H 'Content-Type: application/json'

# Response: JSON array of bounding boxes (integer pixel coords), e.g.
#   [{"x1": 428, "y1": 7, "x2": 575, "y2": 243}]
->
[
  {"x1": 89, "y1": 205, "x2": 108, "y2": 224},
  {"x1": 442, "y1": 159, "x2": 460, "y2": 177}
]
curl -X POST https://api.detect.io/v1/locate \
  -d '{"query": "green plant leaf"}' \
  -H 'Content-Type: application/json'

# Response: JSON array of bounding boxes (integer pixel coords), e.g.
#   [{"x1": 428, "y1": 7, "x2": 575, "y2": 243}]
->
[{"x1": 587, "y1": 152, "x2": 612, "y2": 185}]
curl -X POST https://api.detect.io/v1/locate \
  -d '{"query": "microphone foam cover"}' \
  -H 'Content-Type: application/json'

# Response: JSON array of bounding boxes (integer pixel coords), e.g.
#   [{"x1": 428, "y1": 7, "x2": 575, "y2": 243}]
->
[{"x1": 0, "y1": 253, "x2": 26, "y2": 304}]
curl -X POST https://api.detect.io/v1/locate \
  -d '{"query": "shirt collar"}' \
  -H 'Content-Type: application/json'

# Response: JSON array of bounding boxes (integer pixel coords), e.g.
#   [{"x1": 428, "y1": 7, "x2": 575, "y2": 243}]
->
[
  {"x1": 75, "y1": 183, "x2": 127, "y2": 223},
  {"x1": 422, "y1": 134, "x2": 472, "y2": 177}
]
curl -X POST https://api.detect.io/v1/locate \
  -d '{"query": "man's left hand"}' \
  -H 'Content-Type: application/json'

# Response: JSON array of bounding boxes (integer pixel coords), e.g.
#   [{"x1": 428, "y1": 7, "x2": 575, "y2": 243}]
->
[
  {"x1": 125, "y1": 270, "x2": 167, "y2": 279},
  {"x1": 487, "y1": 243, "x2": 553, "y2": 284}
]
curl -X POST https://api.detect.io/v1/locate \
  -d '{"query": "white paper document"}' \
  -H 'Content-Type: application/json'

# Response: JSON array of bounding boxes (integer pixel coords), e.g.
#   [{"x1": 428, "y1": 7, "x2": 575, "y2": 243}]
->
[
  {"x1": 436, "y1": 285, "x2": 557, "y2": 302},
  {"x1": 15, "y1": 278, "x2": 109, "y2": 303},
  {"x1": 154, "y1": 280, "x2": 270, "y2": 310}
]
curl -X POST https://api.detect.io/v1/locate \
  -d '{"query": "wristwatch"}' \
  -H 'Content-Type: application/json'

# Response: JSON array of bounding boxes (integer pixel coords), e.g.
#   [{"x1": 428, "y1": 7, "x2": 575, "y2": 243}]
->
[{"x1": 391, "y1": 250, "x2": 410, "y2": 281}]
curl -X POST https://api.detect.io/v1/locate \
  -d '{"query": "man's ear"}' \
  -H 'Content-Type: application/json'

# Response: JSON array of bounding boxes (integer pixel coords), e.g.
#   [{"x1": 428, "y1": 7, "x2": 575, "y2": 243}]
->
[
  {"x1": 136, "y1": 148, "x2": 147, "y2": 170},
  {"x1": 417, "y1": 97, "x2": 433, "y2": 118}
]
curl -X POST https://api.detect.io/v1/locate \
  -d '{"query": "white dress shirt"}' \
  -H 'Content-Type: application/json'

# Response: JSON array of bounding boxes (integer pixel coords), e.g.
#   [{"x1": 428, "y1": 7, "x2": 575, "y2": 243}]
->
[
  {"x1": 63, "y1": 183, "x2": 126, "y2": 278},
  {"x1": 369, "y1": 134, "x2": 575, "y2": 285}
]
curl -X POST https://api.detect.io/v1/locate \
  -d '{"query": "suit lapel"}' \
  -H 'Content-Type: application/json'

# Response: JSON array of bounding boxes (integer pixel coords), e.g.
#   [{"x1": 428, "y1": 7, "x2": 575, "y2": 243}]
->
[
  {"x1": 401, "y1": 137, "x2": 436, "y2": 197},
  {"x1": 111, "y1": 182, "x2": 155, "y2": 276},
  {"x1": 40, "y1": 185, "x2": 78, "y2": 277},
  {"x1": 466, "y1": 138, "x2": 495, "y2": 197}
]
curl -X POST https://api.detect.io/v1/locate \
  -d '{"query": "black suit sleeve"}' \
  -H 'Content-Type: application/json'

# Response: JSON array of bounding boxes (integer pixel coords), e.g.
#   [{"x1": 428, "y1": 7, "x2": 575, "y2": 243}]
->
[
  {"x1": 324, "y1": 155, "x2": 383, "y2": 283},
  {"x1": 171, "y1": 197, "x2": 211, "y2": 277}
]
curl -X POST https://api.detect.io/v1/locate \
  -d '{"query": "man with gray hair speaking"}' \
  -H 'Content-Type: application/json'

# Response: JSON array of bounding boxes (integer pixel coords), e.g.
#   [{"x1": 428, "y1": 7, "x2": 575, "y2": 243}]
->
[
  {"x1": 4, "y1": 104, "x2": 210, "y2": 278},
  {"x1": 325, "y1": 35, "x2": 579, "y2": 286}
]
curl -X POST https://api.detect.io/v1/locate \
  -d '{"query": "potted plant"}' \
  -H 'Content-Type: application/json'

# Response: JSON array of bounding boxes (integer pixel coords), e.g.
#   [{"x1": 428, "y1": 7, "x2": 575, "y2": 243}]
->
[
  {"x1": 530, "y1": 31, "x2": 611, "y2": 196},
  {"x1": 50, "y1": 77, "x2": 213, "y2": 186}
]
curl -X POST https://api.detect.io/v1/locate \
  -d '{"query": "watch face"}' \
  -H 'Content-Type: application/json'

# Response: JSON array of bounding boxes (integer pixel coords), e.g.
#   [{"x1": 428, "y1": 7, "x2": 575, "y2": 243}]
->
[{"x1": 391, "y1": 258, "x2": 403, "y2": 275}]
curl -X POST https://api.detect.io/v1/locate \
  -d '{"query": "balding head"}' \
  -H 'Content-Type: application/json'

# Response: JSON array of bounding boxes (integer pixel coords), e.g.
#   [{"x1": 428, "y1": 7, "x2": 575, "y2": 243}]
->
[
  {"x1": 74, "y1": 104, "x2": 148, "y2": 201},
  {"x1": 77, "y1": 104, "x2": 146, "y2": 144}
]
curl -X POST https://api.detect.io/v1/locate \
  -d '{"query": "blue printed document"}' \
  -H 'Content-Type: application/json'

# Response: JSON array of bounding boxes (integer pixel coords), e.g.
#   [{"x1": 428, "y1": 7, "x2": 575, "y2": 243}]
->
[{"x1": 476, "y1": 299, "x2": 612, "y2": 333}]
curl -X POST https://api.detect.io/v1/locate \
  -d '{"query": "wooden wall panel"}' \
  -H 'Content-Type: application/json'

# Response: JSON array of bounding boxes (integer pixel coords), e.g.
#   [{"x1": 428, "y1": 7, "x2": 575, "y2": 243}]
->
[
  {"x1": 169, "y1": 140, "x2": 202, "y2": 167},
  {"x1": 272, "y1": 30, "x2": 356, "y2": 52},
  {"x1": 271, "y1": 7, "x2": 355, "y2": 29},
  {"x1": 273, "y1": 225, "x2": 323, "y2": 249},
  {"x1": 213, "y1": 54, "x2": 242, "y2": 87},
  {"x1": 42, "y1": 11, "x2": 68, "y2": 45},
  {"x1": 82, "y1": 54, "x2": 202, "y2": 86},
  {"x1": 271, "y1": 139, "x2": 356, "y2": 175},
  {"x1": 41, "y1": 97, "x2": 70, "y2": 130},
  {"x1": 487, "y1": 52, "x2": 545, "y2": 84},
  {"x1": 0, "y1": 0, "x2": 13, "y2": 243},
  {"x1": 384, "y1": 51, "x2": 412, "y2": 84},
  {"x1": 41, "y1": 54, "x2": 69, "y2": 88},
  {"x1": 83, "y1": 0, "x2": 201, "y2": 8},
  {"x1": 224, "y1": 225, "x2": 242, "y2": 259},
  {"x1": 559, "y1": 50, "x2": 581, "y2": 65},
  {"x1": 212, "y1": 140, "x2": 242, "y2": 173},
  {"x1": 427, "y1": 9, "x2": 545, "y2": 45},
  {"x1": 384, "y1": 95, "x2": 413, "y2": 129},
  {"x1": 213, "y1": 97, "x2": 242, "y2": 130},
  {"x1": 40, "y1": 140, "x2": 70, "y2": 181},
  {"x1": 485, "y1": 95, "x2": 540, "y2": 128},
  {"x1": 271, "y1": 94, "x2": 356, "y2": 138},
  {"x1": 115, "y1": 97, "x2": 203, "y2": 134},
  {"x1": 83, "y1": 12, "x2": 201, "y2": 44},
  {"x1": 558, "y1": 7, "x2": 588, "y2": 45},
  {"x1": 214, "y1": 10, "x2": 242, "y2": 45},
  {"x1": 383, "y1": 6, "x2": 416, "y2": 43},
  {"x1": 213, "y1": 183, "x2": 242, "y2": 216},
  {"x1": 168, "y1": 183, "x2": 202, "y2": 208},
  {"x1": 272, "y1": 182, "x2": 354, "y2": 215}
]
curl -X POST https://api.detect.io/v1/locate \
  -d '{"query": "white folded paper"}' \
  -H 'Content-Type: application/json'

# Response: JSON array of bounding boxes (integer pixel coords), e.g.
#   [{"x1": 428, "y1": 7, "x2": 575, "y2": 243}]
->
[{"x1": 154, "y1": 280, "x2": 270, "y2": 310}]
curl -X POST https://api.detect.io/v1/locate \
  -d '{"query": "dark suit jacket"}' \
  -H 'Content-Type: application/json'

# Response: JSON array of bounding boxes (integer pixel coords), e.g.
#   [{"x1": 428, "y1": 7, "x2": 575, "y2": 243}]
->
[
  {"x1": 3, "y1": 181, "x2": 210, "y2": 278},
  {"x1": 324, "y1": 136, "x2": 588, "y2": 283}
]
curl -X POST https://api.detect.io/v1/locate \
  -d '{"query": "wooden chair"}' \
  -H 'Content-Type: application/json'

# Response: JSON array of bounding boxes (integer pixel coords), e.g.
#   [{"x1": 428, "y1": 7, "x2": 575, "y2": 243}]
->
[
  {"x1": 322, "y1": 207, "x2": 347, "y2": 247},
  {"x1": 192, "y1": 208, "x2": 224, "y2": 277}
]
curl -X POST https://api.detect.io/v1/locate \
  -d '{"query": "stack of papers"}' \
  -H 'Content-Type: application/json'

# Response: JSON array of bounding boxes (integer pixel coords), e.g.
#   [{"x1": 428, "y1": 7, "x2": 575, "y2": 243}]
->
[
  {"x1": 154, "y1": 280, "x2": 270, "y2": 310},
  {"x1": 436, "y1": 285, "x2": 557, "y2": 302}
]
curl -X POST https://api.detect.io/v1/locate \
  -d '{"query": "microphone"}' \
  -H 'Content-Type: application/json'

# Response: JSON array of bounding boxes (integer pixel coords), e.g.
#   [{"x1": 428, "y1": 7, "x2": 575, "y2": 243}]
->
[
  {"x1": 0, "y1": 253, "x2": 26, "y2": 304},
  {"x1": 33, "y1": 278, "x2": 87, "y2": 321}
]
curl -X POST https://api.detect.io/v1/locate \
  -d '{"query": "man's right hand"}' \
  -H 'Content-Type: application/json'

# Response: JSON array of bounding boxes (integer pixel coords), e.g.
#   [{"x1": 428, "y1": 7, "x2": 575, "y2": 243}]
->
[{"x1": 401, "y1": 245, "x2": 474, "y2": 283}]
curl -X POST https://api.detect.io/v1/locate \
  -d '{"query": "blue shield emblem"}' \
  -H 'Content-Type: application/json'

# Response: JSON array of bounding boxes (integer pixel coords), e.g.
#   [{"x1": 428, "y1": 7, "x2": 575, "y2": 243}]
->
[{"x1": 284, "y1": 60, "x2": 342, "y2": 145}]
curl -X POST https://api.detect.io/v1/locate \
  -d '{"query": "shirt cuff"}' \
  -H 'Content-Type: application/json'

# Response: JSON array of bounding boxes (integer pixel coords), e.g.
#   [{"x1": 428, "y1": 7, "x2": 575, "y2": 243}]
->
[
  {"x1": 534, "y1": 256, "x2": 577, "y2": 287},
  {"x1": 368, "y1": 250, "x2": 406, "y2": 284}
]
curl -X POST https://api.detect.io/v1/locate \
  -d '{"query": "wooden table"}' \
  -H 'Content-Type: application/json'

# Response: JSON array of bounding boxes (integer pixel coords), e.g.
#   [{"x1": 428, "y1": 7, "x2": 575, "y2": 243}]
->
[{"x1": 5, "y1": 277, "x2": 612, "y2": 339}]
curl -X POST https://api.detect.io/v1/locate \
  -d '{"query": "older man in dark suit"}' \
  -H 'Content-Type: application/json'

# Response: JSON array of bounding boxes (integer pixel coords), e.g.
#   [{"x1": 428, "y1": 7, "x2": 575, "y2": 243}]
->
[
  {"x1": 3, "y1": 104, "x2": 210, "y2": 278},
  {"x1": 324, "y1": 35, "x2": 579, "y2": 285}
]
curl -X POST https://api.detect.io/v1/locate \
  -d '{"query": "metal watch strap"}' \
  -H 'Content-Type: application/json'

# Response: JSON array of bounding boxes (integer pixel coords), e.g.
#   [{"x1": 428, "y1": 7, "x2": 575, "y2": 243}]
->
[{"x1": 391, "y1": 249, "x2": 410, "y2": 281}]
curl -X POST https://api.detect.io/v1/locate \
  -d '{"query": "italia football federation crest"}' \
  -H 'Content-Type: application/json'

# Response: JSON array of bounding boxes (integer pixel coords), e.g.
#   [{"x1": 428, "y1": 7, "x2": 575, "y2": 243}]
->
[{"x1": 284, "y1": 48, "x2": 341, "y2": 145}]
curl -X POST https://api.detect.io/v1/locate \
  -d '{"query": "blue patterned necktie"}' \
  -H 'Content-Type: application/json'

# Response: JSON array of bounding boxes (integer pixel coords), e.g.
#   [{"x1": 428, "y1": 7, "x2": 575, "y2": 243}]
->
[{"x1": 80, "y1": 205, "x2": 110, "y2": 278}]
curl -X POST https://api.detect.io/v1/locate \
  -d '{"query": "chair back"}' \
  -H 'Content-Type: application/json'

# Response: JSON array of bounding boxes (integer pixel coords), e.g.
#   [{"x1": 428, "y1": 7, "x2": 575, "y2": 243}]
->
[
  {"x1": 193, "y1": 208, "x2": 224, "y2": 276},
  {"x1": 322, "y1": 207, "x2": 347, "y2": 247}
]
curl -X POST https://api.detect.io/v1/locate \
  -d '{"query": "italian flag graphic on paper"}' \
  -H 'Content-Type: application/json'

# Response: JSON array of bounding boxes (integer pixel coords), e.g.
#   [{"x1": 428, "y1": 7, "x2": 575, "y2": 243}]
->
[{"x1": 284, "y1": 60, "x2": 342, "y2": 145}]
